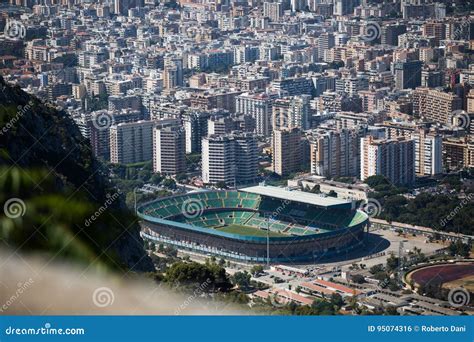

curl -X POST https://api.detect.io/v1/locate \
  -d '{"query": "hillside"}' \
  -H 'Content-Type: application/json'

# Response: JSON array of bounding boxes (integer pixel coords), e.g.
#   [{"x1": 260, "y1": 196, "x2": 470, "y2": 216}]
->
[{"x1": 0, "y1": 77, "x2": 153, "y2": 272}]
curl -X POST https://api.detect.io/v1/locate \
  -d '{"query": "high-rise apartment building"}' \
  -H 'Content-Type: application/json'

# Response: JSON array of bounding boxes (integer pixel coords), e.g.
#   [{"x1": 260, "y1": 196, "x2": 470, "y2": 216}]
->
[
  {"x1": 109, "y1": 120, "x2": 154, "y2": 164},
  {"x1": 272, "y1": 128, "x2": 302, "y2": 176},
  {"x1": 394, "y1": 60, "x2": 422, "y2": 90},
  {"x1": 334, "y1": 0, "x2": 360, "y2": 16},
  {"x1": 381, "y1": 23, "x2": 407, "y2": 46},
  {"x1": 263, "y1": 2, "x2": 283, "y2": 22},
  {"x1": 443, "y1": 137, "x2": 474, "y2": 171},
  {"x1": 235, "y1": 93, "x2": 275, "y2": 137},
  {"x1": 412, "y1": 128, "x2": 443, "y2": 176},
  {"x1": 317, "y1": 32, "x2": 335, "y2": 61},
  {"x1": 153, "y1": 123, "x2": 186, "y2": 175},
  {"x1": 422, "y1": 21, "x2": 446, "y2": 46},
  {"x1": 310, "y1": 129, "x2": 360, "y2": 178},
  {"x1": 412, "y1": 87, "x2": 463, "y2": 124},
  {"x1": 207, "y1": 116, "x2": 236, "y2": 136},
  {"x1": 467, "y1": 89, "x2": 474, "y2": 113},
  {"x1": 183, "y1": 111, "x2": 210, "y2": 154},
  {"x1": 202, "y1": 133, "x2": 257, "y2": 185},
  {"x1": 360, "y1": 136, "x2": 415, "y2": 185},
  {"x1": 272, "y1": 96, "x2": 311, "y2": 131}
]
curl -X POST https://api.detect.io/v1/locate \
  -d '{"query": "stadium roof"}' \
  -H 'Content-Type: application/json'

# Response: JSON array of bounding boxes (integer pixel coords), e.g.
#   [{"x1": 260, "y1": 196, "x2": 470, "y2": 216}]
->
[{"x1": 240, "y1": 185, "x2": 353, "y2": 209}]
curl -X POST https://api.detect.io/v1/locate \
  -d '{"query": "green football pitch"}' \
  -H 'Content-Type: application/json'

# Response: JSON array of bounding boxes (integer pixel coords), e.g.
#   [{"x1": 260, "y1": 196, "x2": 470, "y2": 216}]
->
[{"x1": 214, "y1": 224, "x2": 287, "y2": 237}]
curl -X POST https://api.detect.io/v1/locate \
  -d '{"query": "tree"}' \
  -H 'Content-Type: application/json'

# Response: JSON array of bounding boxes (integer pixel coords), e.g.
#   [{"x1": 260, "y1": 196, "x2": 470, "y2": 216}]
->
[
  {"x1": 330, "y1": 293, "x2": 344, "y2": 309},
  {"x1": 165, "y1": 261, "x2": 215, "y2": 290},
  {"x1": 215, "y1": 181, "x2": 227, "y2": 189},
  {"x1": 231, "y1": 271, "x2": 251, "y2": 290},
  {"x1": 175, "y1": 173, "x2": 188, "y2": 183},
  {"x1": 250, "y1": 265, "x2": 264, "y2": 276},
  {"x1": 150, "y1": 173, "x2": 163, "y2": 184},
  {"x1": 365, "y1": 175, "x2": 391, "y2": 188},
  {"x1": 351, "y1": 274, "x2": 366, "y2": 284},
  {"x1": 384, "y1": 305, "x2": 399, "y2": 315},
  {"x1": 448, "y1": 240, "x2": 470, "y2": 257},
  {"x1": 386, "y1": 254, "x2": 399, "y2": 271},
  {"x1": 369, "y1": 264, "x2": 384, "y2": 275},
  {"x1": 162, "y1": 178, "x2": 176, "y2": 189},
  {"x1": 165, "y1": 261, "x2": 232, "y2": 292}
]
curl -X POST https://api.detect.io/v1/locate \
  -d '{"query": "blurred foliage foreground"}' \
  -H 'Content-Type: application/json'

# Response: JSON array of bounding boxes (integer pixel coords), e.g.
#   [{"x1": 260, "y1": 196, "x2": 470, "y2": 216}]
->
[{"x1": 0, "y1": 78, "x2": 152, "y2": 273}]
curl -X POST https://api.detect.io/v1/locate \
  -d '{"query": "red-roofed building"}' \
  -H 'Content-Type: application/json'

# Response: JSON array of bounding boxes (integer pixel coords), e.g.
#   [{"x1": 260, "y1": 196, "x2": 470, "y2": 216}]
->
[{"x1": 301, "y1": 279, "x2": 361, "y2": 298}]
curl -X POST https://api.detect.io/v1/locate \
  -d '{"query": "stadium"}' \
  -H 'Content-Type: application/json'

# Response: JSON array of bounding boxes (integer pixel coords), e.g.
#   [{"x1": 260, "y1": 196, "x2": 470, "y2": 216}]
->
[{"x1": 138, "y1": 185, "x2": 369, "y2": 263}]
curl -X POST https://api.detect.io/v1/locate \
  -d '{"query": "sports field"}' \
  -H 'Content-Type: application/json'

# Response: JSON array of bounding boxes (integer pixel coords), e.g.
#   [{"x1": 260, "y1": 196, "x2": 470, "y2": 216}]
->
[
  {"x1": 406, "y1": 262, "x2": 474, "y2": 292},
  {"x1": 215, "y1": 224, "x2": 287, "y2": 237}
]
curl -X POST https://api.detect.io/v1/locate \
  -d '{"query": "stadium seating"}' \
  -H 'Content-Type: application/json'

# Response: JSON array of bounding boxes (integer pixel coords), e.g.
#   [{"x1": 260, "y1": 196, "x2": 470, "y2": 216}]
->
[{"x1": 141, "y1": 190, "x2": 364, "y2": 237}]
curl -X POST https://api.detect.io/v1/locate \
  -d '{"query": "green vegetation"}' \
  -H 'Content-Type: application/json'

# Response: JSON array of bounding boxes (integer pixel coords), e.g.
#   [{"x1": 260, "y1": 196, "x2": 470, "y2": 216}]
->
[
  {"x1": 250, "y1": 265, "x2": 264, "y2": 276},
  {"x1": 216, "y1": 224, "x2": 286, "y2": 237},
  {"x1": 164, "y1": 260, "x2": 232, "y2": 292},
  {"x1": 253, "y1": 292, "x2": 345, "y2": 316},
  {"x1": 231, "y1": 271, "x2": 252, "y2": 290},
  {"x1": 448, "y1": 240, "x2": 471, "y2": 258},
  {"x1": 0, "y1": 78, "x2": 151, "y2": 271},
  {"x1": 364, "y1": 175, "x2": 474, "y2": 235},
  {"x1": 109, "y1": 161, "x2": 176, "y2": 208}
]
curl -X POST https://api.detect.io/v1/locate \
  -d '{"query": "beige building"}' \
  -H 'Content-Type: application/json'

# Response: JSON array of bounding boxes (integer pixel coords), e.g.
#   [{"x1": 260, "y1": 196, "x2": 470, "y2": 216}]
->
[
  {"x1": 309, "y1": 129, "x2": 359, "y2": 178},
  {"x1": 272, "y1": 128, "x2": 302, "y2": 176},
  {"x1": 467, "y1": 89, "x2": 474, "y2": 114},
  {"x1": 442, "y1": 137, "x2": 474, "y2": 171},
  {"x1": 153, "y1": 123, "x2": 186, "y2": 175},
  {"x1": 412, "y1": 87, "x2": 463, "y2": 124}
]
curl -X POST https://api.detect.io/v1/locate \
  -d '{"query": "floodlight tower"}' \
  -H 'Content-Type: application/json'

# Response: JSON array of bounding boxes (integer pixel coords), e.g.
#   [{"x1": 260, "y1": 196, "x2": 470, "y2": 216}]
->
[
  {"x1": 266, "y1": 214, "x2": 270, "y2": 267},
  {"x1": 398, "y1": 241, "x2": 404, "y2": 285}
]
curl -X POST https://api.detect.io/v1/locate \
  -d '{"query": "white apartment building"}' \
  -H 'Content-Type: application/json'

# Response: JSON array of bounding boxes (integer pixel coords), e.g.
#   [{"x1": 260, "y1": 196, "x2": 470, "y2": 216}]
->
[
  {"x1": 412, "y1": 128, "x2": 443, "y2": 176},
  {"x1": 109, "y1": 120, "x2": 154, "y2": 164},
  {"x1": 272, "y1": 96, "x2": 311, "y2": 131},
  {"x1": 360, "y1": 136, "x2": 415, "y2": 185},
  {"x1": 202, "y1": 133, "x2": 257, "y2": 186},
  {"x1": 235, "y1": 93, "x2": 274, "y2": 137}
]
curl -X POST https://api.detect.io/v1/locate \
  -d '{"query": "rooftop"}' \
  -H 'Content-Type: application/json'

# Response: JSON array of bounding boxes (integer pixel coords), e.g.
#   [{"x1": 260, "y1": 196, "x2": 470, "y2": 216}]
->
[{"x1": 240, "y1": 185, "x2": 354, "y2": 209}]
